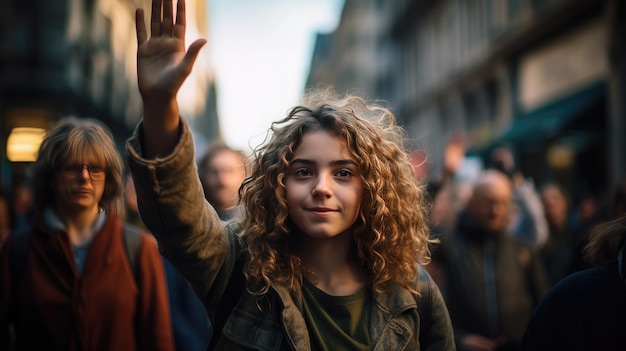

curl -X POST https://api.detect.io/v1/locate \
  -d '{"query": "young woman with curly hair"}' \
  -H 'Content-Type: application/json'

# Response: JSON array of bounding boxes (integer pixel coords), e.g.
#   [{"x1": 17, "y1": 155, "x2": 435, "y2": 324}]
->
[{"x1": 126, "y1": 1, "x2": 454, "y2": 350}]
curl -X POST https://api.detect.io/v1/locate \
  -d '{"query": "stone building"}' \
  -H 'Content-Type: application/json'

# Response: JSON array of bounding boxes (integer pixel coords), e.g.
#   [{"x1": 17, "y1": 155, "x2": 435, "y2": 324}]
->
[{"x1": 307, "y1": 0, "x2": 626, "y2": 204}]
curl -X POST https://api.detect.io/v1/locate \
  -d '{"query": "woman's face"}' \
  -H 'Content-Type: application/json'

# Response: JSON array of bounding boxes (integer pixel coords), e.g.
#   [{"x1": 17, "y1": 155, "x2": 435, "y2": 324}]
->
[
  {"x1": 53, "y1": 151, "x2": 106, "y2": 214},
  {"x1": 284, "y1": 130, "x2": 364, "y2": 240}
]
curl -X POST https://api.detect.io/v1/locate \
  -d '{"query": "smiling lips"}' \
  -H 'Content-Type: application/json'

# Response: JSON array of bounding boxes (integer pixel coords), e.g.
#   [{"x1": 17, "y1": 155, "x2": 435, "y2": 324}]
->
[{"x1": 308, "y1": 207, "x2": 337, "y2": 216}]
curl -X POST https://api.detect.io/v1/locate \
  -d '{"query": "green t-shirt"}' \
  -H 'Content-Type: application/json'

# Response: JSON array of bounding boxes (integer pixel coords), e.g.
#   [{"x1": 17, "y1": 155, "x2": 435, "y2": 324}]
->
[{"x1": 302, "y1": 278, "x2": 371, "y2": 351}]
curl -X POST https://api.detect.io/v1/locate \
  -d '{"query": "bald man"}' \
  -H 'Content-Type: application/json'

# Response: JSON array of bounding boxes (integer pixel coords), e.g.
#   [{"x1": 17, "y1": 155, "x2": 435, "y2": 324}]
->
[{"x1": 431, "y1": 170, "x2": 550, "y2": 351}]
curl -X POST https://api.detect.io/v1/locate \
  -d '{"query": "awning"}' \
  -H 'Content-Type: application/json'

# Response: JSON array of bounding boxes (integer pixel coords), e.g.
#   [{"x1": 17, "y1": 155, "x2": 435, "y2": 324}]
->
[
  {"x1": 497, "y1": 82, "x2": 605, "y2": 148},
  {"x1": 498, "y1": 82, "x2": 605, "y2": 148}
]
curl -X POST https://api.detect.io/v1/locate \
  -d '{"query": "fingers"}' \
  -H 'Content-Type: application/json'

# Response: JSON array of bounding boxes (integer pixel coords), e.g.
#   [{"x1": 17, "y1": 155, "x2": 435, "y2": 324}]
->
[
  {"x1": 135, "y1": 9, "x2": 147, "y2": 45},
  {"x1": 150, "y1": 0, "x2": 162, "y2": 37},
  {"x1": 173, "y1": 0, "x2": 186, "y2": 40},
  {"x1": 181, "y1": 39, "x2": 207, "y2": 74},
  {"x1": 162, "y1": 0, "x2": 174, "y2": 36},
  {"x1": 175, "y1": 0, "x2": 186, "y2": 26}
]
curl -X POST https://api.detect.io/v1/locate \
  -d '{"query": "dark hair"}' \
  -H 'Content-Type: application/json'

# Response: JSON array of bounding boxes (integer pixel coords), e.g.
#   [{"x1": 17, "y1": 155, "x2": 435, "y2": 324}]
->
[
  {"x1": 197, "y1": 141, "x2": 247, "y2": 178},
  {"x1": 584, "y1": 215, "x2": 626, "y2": 265}
]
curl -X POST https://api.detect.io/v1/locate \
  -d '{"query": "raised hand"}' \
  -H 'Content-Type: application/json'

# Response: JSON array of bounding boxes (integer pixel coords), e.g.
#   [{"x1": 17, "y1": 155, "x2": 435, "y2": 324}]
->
[
  {"x1": 135, "y1": 0, "x2": 206, "y2": 101},
  {"x1": 134, "y1": 0, "x2": 206, "y2": 158}
]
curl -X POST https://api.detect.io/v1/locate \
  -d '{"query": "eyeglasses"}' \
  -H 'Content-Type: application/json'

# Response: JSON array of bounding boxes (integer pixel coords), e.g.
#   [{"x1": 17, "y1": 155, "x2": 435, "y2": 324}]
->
[{"x1": 59, "y1": 164, "x2": 106, "y2": 181}]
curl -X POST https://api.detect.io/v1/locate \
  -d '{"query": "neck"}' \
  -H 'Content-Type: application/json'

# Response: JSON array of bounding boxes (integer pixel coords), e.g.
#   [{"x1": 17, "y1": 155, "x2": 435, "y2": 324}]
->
[
  {"x1": 56, "y1": 205, "x2": 101, "y2": 246},
  {"x1": 300, "y1": 232, "x2": 367, "y2": 296}
]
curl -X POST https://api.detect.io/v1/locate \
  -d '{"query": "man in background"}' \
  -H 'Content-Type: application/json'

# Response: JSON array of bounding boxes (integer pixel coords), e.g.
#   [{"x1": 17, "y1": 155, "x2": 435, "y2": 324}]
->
[{"x1": 198, "y1": 142, "x2": 247, "y2": 221}]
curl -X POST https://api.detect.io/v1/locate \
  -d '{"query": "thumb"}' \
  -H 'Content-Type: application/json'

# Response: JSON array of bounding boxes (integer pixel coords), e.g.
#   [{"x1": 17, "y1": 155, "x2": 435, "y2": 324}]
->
[{"x1": 181, "y1": 39, "x2": 207, "y2": 74}]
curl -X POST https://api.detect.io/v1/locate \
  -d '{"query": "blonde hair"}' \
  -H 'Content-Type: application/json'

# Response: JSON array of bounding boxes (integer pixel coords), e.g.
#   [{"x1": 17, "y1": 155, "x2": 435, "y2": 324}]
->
[
  {"x1": 241, "y1": 89, "x2": 433, "y2": 296},
  {"x1": 30, "y1": 117, "x2": 124, "y2": 216}
]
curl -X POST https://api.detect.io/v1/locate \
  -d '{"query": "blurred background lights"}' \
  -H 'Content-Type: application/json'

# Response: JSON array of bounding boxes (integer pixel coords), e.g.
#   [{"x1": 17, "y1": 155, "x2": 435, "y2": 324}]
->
[{"x1": 6, "y1": 127, "x2": 47, "y2": 162}]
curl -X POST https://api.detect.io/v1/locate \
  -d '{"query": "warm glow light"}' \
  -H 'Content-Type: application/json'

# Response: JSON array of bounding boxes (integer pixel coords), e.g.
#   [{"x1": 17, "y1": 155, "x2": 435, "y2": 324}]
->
[
  {"x1": 547, "y1": 144, "x2": 574, "y2": 169},
  {"x1": 6, "y1": 127, "x2": 47, "y2": 162}
]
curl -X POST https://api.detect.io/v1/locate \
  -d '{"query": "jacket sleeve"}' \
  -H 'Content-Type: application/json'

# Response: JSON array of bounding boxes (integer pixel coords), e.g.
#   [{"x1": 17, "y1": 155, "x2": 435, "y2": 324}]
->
[
  {"x1": 125, "y1": 119, "x2": 237, "y2": 313},
  {"x1": 418, "y1": 266, "x2": 456, "y2": 351},
  {"x1": 136, "y1": 234, "x2": 175, "y2": 351}
]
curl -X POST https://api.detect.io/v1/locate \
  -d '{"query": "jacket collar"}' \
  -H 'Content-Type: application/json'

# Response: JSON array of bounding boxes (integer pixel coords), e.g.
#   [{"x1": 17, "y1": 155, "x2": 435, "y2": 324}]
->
[{"x1": 271, "y1": 279, "x2": 418, "y2": 351}]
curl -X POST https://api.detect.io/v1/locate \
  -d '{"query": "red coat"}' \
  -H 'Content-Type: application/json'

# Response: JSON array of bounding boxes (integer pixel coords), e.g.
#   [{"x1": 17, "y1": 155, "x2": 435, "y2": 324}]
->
[{"x1": 0, "y1": 212, "x2": 175, "y2": 351}]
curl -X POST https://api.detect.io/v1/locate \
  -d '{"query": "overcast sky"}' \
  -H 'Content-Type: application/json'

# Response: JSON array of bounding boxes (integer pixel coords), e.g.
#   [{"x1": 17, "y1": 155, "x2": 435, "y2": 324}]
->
[{"x1": 207, "y1": 0, "x2": 344, "y2": 153}]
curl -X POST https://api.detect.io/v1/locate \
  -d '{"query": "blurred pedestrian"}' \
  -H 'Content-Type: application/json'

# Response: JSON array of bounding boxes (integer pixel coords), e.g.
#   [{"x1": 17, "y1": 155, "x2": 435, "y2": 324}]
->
[
  {"x1": 432, "y1": 169, "x2": 550, "y2": 351},
  {"x1": 124, "y1": 171, "x2": 212, "y2": 351},
  {"x1": 429, "y1": 134, "x2": 471, "y2": 235},
  {"x1": 522, "y1": 214, "x2": 626, "y2": 350},
  {"x1": 539, "y1": 181, "x2": 578, "y2": 285},
  {"x1": 126, "y1": 1, "x2": 456, "y2": 349},
  {"x1": 0, "y1": 117, "x2": 174, "y2": 351},
  {"x1": 489, "y1": 146, "x2": 548, "y2": 249},
  {"x1": 198, "y1": 141, "x2": 247, "y2": 221},
  {"x1": 124, "y1": 172, "x2": 145, "y2": 230}
]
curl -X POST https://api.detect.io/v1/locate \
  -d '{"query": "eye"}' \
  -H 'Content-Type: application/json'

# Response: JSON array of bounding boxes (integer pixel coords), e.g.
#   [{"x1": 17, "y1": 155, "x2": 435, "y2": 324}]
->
[
  {"x1": 294, "y1": 168, "x2": 312, "y2": 177},
  {"x1": 335, "y1": 169, "x2": 354, "y2": 178},
  {"x1": 89, "y1": 166, "x2": 105, "y2": 173},
  {"x1": 62, "y1": 164, "x2": 81, "y2": 172}
]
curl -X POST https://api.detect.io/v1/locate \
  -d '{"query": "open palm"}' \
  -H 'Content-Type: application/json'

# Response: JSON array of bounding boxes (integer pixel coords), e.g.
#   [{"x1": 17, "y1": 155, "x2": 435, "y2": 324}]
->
[{"x1": 135, "y1": 0, "x2": 206, "y2": 101}]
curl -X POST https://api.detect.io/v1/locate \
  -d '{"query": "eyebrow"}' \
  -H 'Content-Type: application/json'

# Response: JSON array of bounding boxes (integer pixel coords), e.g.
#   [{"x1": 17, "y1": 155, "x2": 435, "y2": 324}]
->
[{"x1": 290, "y1": 158, "x2": 358, "y2": 167}]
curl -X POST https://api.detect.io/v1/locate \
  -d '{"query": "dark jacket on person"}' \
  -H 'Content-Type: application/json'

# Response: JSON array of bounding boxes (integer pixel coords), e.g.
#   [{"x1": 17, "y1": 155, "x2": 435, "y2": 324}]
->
[
  {"x1": 128, "y1": 208, "x2": 213, "y2": 351},
  {"x1": 522, "y1": 261, "x2": 626, "y2": 350},
  {"x1": 126, "y1": 120, "x2": 456, "y2": 351},
  {"x1": 0, "y1": 211, "x2": 174, "y2": 351},
  {"x1": 432, "y1": 213, "x2": 550, "y2": 349}
]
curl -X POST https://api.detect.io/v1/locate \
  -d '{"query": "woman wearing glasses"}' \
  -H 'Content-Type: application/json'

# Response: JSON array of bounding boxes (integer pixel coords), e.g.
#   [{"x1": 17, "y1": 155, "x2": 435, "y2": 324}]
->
[{"x1": 0, "y1": 117, "x2": 174, "y2": 351}]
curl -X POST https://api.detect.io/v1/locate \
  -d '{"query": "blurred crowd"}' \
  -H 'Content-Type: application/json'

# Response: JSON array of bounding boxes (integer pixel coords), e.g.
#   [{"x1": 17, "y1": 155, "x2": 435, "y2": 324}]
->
[
  {"x1": 1, "y1": 121, "x2": 624, "y2": 351},
  {"x1": 425, "y1": 137, "x2": 626, "y2": 350}
]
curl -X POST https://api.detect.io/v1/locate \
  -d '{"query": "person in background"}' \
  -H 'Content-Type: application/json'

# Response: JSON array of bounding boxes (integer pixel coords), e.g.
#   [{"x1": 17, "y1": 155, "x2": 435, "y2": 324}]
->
[
  {"x1": 197, "y1": 141, "x2": 247, "y2": 221},
  {"x1": 126, "y1": 1, "x2": 455, "y2": 349},
  {"x1": 429, "y1": 134, "x2": 470, "y2": 235},
  {"x1": 0, "y1": 117, "x2": 174, "y2": 351},
  {"x1": 489, "y1": 146, "x2": 548, "y2": 249},
  {"x1": 124, "y1": 171, "x2": 213, "y2": 351},
  {"x1": 124, "y1": 172, "x2": 145, "y2": 229},
  {"x1": 539, "y1": 181, "x2": 578, "y2": 285},
  {"x1": 432, "y1": 170, "x2": 550, "y2": 351},
  {"x1": 522, "y1": 214, "x2": 626, "y2": 350},
  {"x1": 10, "y1": 182, "x2": 34, "y2": 235}
]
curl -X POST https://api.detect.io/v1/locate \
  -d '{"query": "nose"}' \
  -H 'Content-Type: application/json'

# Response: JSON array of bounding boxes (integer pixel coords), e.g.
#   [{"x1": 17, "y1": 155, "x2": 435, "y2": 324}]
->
[
  {"x1": 311, "y1": 175, "x2": 332, "y2": 198},
  {"x1": 79, "y1": 165, "x2": 90, "y2": 179}
]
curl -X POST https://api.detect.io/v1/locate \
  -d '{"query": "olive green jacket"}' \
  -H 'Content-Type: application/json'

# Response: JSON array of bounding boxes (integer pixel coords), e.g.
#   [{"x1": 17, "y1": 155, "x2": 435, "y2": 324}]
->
[{"x1": 126, "y1": 120, "x2": 455, "y2": 351}]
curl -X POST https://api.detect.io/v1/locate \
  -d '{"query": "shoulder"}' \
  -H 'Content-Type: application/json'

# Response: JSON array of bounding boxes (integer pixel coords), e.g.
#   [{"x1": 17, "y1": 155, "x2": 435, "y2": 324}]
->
[
  {"x1": 414, "y1": 265, "x2": 450, "y2": 318},
  {"x1": 415, "y1": 266, "x2": 456, "y2": 350},
  {"x1": 532, "y1": 263, "x2": 622, "y2": 321},
  {"x1": 552, "y1": 263, "x2": 621, "y2": 298}
]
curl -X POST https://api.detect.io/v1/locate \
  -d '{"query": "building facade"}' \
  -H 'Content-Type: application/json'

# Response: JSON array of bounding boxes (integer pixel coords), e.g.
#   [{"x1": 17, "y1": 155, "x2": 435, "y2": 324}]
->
[
  {"x1": 0, "y1": 0, "x2": 218, "y2": 187},
  {"x1": 307, "y1": 0, "x2": 626, "y2": 206}
]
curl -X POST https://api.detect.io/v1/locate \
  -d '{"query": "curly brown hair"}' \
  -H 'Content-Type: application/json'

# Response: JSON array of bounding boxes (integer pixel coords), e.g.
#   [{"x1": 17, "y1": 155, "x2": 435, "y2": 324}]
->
[{"x1": 240, "y1": 89, "x2": 433, "y2": 296}]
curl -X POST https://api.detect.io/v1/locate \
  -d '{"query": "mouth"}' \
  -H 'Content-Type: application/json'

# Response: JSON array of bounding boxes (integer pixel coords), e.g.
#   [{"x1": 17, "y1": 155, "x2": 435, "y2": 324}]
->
[{"x1": 307, "y1": 207, "x2": 337, "y2": 215}]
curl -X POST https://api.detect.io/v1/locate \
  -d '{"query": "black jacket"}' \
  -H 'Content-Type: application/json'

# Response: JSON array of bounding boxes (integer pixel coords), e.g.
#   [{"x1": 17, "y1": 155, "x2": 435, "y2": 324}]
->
[{"x1": 522, "y1": 261, "x2": 626, "y2": 350}]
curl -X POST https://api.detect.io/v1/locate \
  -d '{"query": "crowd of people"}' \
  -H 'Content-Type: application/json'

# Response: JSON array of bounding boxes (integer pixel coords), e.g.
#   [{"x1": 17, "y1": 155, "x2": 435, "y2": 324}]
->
[{"x1": 0, "y1": 0, "x2": 624, "y2": 350}]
